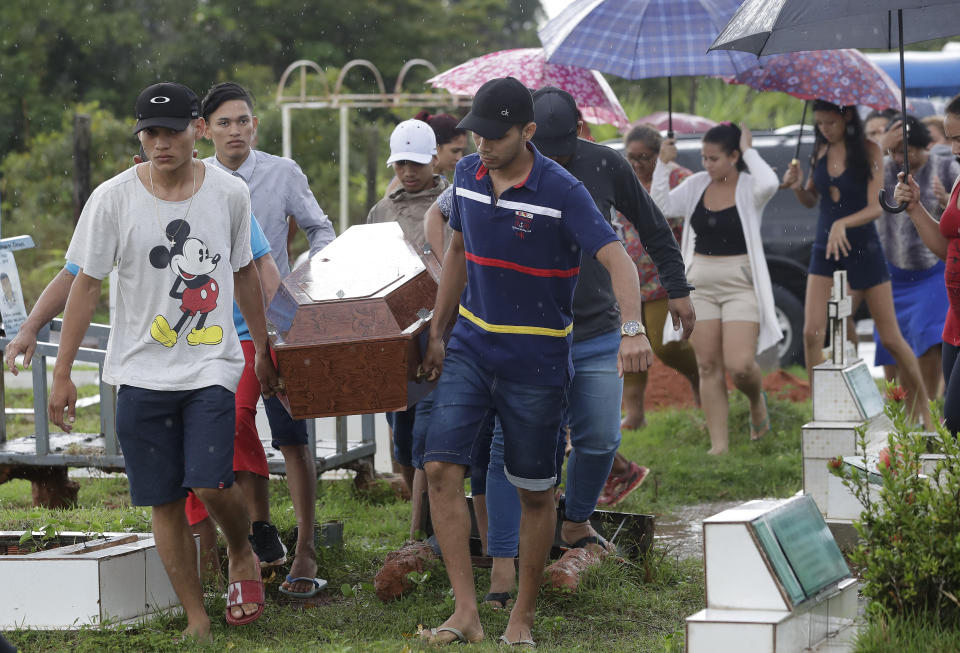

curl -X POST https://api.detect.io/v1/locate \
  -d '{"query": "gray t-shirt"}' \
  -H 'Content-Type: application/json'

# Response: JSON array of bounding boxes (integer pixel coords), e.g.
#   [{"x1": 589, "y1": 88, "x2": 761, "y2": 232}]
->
[
  {"x1": 878, "y1": 152, "x2": 960, "y2": 271},
  {"x1": 66, "y1": 163, "x2": 252, "y2": 391}
]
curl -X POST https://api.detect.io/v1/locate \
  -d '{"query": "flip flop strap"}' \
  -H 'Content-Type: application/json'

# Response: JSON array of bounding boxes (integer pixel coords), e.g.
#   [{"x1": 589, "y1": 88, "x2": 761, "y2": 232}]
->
[
  {"x1": 227, "y1": 579, "x2": 264, "y2": 607},
  {"x1": 437, "y1": 626, "x2": 466, "y2": 641}
]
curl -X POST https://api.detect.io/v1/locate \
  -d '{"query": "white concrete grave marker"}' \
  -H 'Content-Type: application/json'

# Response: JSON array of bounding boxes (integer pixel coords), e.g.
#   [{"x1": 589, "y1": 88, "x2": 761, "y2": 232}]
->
[
  {"x1": 803, "y1": 271, "x2": 890, "y2": 517},
  {"x1": 686, "y1": 495, "x2": 858, "y2": 653},
  {"x1": 0, "y1": 531, "x2": 196, "y2": 629}
]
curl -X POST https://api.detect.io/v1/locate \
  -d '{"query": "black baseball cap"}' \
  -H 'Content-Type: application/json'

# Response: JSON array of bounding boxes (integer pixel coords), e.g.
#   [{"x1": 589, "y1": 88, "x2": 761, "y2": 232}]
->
[
  {"x1": 457, "y1": 77, "x2": 534, "y2": 139},
  {"x1": 133, "y1": 82, "x2": 201, "y2": 135},
  {"x1": 531, "y1": 87, "x2": 580, "y2": 158}
]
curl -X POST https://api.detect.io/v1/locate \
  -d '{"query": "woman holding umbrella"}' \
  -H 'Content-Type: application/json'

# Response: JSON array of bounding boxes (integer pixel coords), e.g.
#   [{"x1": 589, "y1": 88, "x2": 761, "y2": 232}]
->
[
  {"x1": 874, "y1": 114, "x2": 957, "y2": 399},
  {"x1": 895, "y1": 95, "x2": 960, "y2": 435},
  {"x1": 782, "y1": 101, "x2": 931, "y2": 428},
  {"x1": 652, "y1": 123, "x2": 780, "y2": 454}
]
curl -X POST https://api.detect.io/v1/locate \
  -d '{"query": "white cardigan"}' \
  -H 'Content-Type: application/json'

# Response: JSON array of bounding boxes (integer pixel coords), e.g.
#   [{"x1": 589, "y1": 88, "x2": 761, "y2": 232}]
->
[{"x1": 650, "y1": 148, "x2": 783, "y2": 354}]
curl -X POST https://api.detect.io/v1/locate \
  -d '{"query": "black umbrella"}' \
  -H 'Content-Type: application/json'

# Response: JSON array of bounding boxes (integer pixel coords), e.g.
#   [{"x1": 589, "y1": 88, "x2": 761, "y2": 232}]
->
[{"x1": 709, "y1": 0, "x2": 959, "y2": 213}]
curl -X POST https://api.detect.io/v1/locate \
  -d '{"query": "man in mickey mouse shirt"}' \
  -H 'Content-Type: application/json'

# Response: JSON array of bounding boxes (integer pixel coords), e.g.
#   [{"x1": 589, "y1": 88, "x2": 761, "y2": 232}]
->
[{"x1": 48, "y1": 82, "x2": 280, "y2": 641}]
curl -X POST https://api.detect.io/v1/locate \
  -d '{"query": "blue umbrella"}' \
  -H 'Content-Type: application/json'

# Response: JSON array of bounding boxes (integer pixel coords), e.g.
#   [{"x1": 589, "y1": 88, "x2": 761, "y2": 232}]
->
[
  {"x1": 539, "y1": 0, "x2": 755, "y2": 136},
  {"x1": 709, "y1": 0, "x2": 960, "y2": 212}
]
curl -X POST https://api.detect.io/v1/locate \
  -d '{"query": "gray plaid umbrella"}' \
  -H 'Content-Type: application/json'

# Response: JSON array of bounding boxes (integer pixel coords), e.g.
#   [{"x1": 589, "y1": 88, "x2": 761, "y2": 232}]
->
[
  {"x1": 539, "y1": 0, "x2": 755, "y2": 136},
  {"x1": 709, "y1": 0, "x2": 960, "y2": 212}
]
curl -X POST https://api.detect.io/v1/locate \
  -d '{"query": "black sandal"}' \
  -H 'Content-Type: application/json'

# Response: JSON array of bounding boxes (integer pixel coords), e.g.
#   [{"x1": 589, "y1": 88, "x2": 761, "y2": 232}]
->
[{"x1": 483, "y1": 591, "x2": 513, "y2": 609}]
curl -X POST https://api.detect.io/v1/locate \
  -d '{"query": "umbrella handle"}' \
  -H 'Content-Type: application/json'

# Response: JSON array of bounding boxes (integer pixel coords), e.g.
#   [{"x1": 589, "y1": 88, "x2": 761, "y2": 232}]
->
[
  {"x1": 879, "y1": 189, "x2": 907, "y2": 214},
  {"x1": 881, "y1": 10, "x2": 909, "y2": 216}
]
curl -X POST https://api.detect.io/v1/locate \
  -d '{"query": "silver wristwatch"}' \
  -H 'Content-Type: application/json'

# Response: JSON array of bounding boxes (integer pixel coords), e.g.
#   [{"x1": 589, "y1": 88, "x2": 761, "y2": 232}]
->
[{"x1": 620, "y1": 320, "x2": 646, "y2": 337}]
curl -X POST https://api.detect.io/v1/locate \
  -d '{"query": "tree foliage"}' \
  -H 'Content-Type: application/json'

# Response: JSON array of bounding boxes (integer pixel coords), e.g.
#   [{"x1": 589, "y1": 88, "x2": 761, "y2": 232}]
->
[
  {"x1": 0, "y1": 0, "x2": 543, "y2": 153},
  {"x1": 0, "y1": 0, "x2": 543, "y2": 306},
  {"x1": 0, "y1": 103, "x2": 135, "y2": 304}
]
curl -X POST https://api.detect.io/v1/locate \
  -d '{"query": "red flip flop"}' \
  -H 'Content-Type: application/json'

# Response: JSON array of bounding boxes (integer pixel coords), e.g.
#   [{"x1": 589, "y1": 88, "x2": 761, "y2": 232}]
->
[{"x1": 225, "y1": 556, "x2": 264, "y2": 626}]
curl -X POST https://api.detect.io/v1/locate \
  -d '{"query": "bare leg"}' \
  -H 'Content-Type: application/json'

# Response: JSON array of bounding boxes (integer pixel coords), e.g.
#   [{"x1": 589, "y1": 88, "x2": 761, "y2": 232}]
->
[
  {"x1": 278, "y1": 444, "x2": 318, "y2": 593},
  {"x1": 486, "y1": 556, "x2": 516, "y2": 608},
  {"x1": 234, "y1": 470, "x2": 270, "y2": 524},
  {"x1": 691, "y1": 319, "x2": 728, "y2": 455},
  {"x1": 191, "y1": 517, "x2": 221, "y2": 586},
  {"x1": 660, "y1": 341, "x2": 702, "y2": 407},
  {"x1": 803, "y1": 275, "x2": 833, "y2": 383},
  {"x1": 399, "y1": 463, "x2": 415, "y2": 495},
  {"x1": 721, "y1": 321, "x2": 767, "y2": 439},
  {"x1": 609, "y1": 451, "x2": 629, "y2": 476},
  {"x1": 502, "y1": 487, "x2": 555, "y2": 644},
  {"x1": 409, "y1": 468, "x2": 428, "y2": 540},
  {"x1": 423, "y1": 460, "x2": 483, "y2": 643},
  {"x1": 473, "y1": 493, "x2": 488, "y2": 556},
  {"x1": 859, "y1": 283, "x2": 932, "y2": 428},
  {"x1": 620, "y1": 371, "x2": 648, "y2": 430},
  {"x1": 847, "y1": 311, "x2": 859, "y2": 356},
  {"x1": 919, "y1": 345, "x2": 944, "y2": 400},
  {"x1": 883, "y1": 364, "x2": 898, "y2": 383},
  {"x1": 193, "y1": 485, "x2": 260, "y2": 622},
  {"x1": 152, "y1": 498, "x2": 211, "y2": 641}
]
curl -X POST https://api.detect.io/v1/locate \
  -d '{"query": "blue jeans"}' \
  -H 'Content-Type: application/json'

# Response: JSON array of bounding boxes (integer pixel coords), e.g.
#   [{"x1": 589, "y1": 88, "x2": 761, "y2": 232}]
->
[
  {"x1": 485, "y1": 329, "x2": 623, "y2": 555},
  {"x1": 423, "y1": 350, "x2": 568, "y2": 491}
]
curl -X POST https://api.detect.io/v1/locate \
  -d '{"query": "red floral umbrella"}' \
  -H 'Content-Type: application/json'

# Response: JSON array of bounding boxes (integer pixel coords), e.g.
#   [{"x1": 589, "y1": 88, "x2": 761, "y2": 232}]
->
[
  {"x1": 427, "y1": 48, "x2": 629, "y2": 128},
  {"x1": 629, "y1": 111, "x2": 717, "y2": 134},
  {"x1": 726, "y1": 49, "x2": 902, "y2": 111}
]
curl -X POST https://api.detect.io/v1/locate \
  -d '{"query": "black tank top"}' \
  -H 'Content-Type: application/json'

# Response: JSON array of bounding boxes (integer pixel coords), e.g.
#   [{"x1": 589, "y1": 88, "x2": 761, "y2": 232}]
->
[{"x1": 691, "y1": 193, "x2": 747, "y2": 255}]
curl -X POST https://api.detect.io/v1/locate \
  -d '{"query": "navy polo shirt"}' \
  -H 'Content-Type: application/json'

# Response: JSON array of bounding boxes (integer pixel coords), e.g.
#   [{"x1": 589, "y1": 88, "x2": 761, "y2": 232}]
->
[{"x1": 447, "y1": 146, "x2": 619, "y2": 386}]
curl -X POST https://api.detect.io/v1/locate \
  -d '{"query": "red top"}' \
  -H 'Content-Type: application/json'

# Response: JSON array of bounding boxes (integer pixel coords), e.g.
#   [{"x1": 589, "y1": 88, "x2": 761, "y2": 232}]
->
[{"x1": 939, "y1": 181, "x2": 960, "y2": 345}]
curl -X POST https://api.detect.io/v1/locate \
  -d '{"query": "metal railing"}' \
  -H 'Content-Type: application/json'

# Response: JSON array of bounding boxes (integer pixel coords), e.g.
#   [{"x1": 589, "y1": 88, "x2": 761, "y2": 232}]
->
[{"x1": 0, "y1": 320, "x2": 376, "y2": 475}]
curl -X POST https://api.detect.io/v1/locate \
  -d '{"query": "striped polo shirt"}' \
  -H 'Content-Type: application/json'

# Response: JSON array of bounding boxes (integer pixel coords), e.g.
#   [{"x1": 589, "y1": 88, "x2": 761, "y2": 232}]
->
[{"x1": 448, "y1": 147, "x2": 618, "y2": 386}]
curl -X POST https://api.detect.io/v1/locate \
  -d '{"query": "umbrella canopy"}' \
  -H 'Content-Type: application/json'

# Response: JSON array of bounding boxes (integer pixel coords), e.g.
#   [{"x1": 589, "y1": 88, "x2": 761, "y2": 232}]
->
[
  {"x1": 539, "y1": 0, "x2": 756, "y2": 79},
  {"x1": 630, "y1": 111, "x2": 717, "y2": 134},
  {"x1": 426, "y1": 48, "x2": 629, "y2": 128},
  {"x1": 709, "y1": 0, "x2": 960, "y2": 211},
  {"x1": 727, "y1": 49, "x2": 904, "y2": 111},
  {"x1": 709, "y1": 0, "x2": 958, "y2": 56}
]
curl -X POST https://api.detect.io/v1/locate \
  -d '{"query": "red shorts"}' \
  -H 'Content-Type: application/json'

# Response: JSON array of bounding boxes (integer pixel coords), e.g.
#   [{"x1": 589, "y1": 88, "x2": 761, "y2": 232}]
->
[{"x1": 185, "y1": 339, "x2": 270, "y2": 525}]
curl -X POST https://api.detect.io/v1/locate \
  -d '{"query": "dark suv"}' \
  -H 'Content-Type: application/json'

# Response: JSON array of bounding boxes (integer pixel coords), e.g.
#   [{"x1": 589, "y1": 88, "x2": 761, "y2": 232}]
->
[{"x1": 607, "y1": 128, "x2": 818, "y2": 366}]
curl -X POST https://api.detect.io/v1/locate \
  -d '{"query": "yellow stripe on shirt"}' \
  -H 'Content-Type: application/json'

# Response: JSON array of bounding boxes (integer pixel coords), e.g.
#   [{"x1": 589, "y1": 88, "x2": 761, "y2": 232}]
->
[{"x1": 458, "y1": 305, "x2": 573, "y2": 337}]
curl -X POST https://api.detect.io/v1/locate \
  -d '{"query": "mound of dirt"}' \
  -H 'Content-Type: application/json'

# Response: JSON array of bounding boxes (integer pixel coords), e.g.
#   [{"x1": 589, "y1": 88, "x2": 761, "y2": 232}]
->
[{"x1": 644, "y1": 362, "x2": 810, "y2": 410}]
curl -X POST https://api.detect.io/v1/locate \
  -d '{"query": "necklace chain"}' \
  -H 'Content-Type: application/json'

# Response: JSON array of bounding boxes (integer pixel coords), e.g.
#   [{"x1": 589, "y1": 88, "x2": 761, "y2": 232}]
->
[{"x1": 148, "y1": 160, "x2": 197, "y2": 245}]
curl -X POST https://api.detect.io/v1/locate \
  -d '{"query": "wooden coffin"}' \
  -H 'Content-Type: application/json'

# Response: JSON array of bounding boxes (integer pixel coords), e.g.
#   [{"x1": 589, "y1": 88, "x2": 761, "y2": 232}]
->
[{"x1": 266, "y1": 222, "x2": 440, "y2": 418}]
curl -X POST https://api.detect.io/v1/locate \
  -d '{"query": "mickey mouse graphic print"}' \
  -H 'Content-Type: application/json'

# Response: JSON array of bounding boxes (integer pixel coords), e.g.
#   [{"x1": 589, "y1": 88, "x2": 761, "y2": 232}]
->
[
  {"x1": 65, "y1": 162, "x2": 252, "y2": 392},
  {"x1": 149, "y1": 218, "x2": 224, "y2": 348}
]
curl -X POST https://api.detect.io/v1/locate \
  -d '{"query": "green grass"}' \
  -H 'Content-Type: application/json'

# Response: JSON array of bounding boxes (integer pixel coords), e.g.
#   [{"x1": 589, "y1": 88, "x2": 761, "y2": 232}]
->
[
  {"x1": 853, "y1": 614, "x2": 960, "y2": 653},
  {"x1": 2, "y1": 383, "x2": 103, "y2": 440},
  {"x1": 611, "y1": 392, "x2": 809, "y2": 513},
  {"x1": 0, "y1": 392, "x2": 810, "y2": 652}
]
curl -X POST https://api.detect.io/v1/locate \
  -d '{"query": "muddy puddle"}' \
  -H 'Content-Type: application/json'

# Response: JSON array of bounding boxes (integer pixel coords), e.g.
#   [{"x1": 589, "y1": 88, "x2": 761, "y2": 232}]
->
[{"x1": 653, "y1": 500, "x2": 743, "y2": 560}]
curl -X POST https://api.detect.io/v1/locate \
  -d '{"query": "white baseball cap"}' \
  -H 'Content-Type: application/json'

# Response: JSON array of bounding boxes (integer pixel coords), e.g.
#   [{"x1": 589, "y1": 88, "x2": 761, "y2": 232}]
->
[{"x1": 386, "y1": 119, "x2": 437, "y2": 166}]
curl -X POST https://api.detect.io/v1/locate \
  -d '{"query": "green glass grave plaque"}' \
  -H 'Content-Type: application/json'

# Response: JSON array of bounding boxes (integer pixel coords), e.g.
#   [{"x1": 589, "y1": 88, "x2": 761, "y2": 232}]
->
[
  {"x1": 750, "y1": 495, "x2": 850, "y2": 605},
  {"x1": 752, "y1": 521, "x2": 805, "y2": 605},
  {"x1": 842, "y1": 361, "x2": 884, "y2": 419}
]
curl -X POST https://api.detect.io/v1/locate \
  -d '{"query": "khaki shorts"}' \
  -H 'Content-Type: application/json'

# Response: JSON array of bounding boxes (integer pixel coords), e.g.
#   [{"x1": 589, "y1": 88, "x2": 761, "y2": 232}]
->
[{"x1": 688, "y1": 254, "x2": 760, "y2": 323}]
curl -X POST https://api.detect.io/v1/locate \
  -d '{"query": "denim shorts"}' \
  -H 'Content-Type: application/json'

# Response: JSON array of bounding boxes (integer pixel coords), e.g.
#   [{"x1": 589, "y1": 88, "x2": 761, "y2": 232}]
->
[
  {"x1": 263, "y1": 394, "x2": 309, "y2": 449},
  {"x1": 423, "y1": 350, "x2": 568, "y2": 491},
  {"x1": 387, "y1": 407, "x2": 416, "y2": 468},
  {"x1": 116, "y1": 384, "x2": 236, "y2": 507}
]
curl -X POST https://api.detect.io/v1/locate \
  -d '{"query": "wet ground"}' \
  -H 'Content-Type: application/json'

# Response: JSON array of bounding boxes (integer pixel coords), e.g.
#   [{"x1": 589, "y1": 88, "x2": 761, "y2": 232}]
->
[{"x1": 653, "y1": 500, "x2": 743, "y2": 560}]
